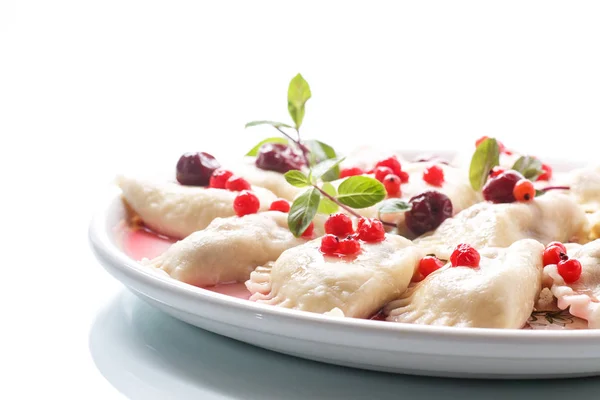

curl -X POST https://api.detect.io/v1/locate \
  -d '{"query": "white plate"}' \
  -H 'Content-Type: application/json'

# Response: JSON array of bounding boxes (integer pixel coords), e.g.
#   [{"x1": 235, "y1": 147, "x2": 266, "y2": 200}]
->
[{"x1": 89, "y1": 174, "x2": 600, "y2": 380}]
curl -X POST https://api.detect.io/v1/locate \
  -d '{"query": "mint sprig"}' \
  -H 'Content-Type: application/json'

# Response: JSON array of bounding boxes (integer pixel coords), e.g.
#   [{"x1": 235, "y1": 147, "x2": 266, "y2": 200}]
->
[
  {"x1": 288, "y1": 187, "x2": 320, "y2": 237},
  {"x1": 469, "y1": 138, "x2": 500, "y2": 191}
]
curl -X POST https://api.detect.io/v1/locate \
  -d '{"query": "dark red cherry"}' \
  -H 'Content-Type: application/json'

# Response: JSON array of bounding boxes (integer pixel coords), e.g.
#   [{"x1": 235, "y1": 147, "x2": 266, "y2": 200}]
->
[
  {"x1": 405, "y1": 191, "x2": 453, "y2": 236},
  {"x1": 482, "y1": 170, "x2": 523, "y2": 203},
  {"x1": 255, "y1": 143, "x2": 306, "y2": 173},
  {"x1": 176, "y1": 152, "x2": 221, "y2": 186}
]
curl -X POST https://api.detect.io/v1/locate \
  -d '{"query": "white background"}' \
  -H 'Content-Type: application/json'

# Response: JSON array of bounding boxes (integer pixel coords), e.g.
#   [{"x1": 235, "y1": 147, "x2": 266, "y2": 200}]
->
[{"x1": 1, "y1": 1, "x2": 600, "y2": 398}]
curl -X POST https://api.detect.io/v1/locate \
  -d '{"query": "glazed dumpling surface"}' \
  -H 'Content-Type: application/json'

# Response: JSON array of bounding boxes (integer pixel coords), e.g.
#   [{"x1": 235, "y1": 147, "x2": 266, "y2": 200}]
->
[
  {"x1": 385, "y1": 239, "x2": 544, "y2": 329},
  {"x1": 543, "y1": 239, "x2": 600, "y2": 328},
  {"x1": 144, "y1": 211, "x2": 308, "y2": 287},
  {"x1": 245, "y1": 235, "x2": 422, "y2": 318},
  {"x1": 414, "y1": 193, "x2": 588, "y2": 259},
  {"x1": 118, "y1": 175, "x2": 277, "y2": 238}
]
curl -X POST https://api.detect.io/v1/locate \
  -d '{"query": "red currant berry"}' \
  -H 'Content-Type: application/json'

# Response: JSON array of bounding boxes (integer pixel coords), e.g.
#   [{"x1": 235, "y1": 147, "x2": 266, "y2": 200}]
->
[
  {"x1": 225, "y1": 176, "x2": 252, "y2": 191},
  {"x1": 450, "y1": 244, "x2": 480, "y2": 268},
  {"x1": 538, "y1": 164, "x2": 553, "y2": 181},
  {"x1": 209, "y1": 169, "x2": 234, "y2": 189},
  {"x1": 374, "y1": 166, "x2": 394, "y2": 182},
  {"x1": 398, "y1": 170, "x2": 410, "y2": 183},
  {"x1": 375, "y1": 156, "x2": 402, "y2": 176},
  {"x1": 543, "y1": 245, "x2": 566, "y2": 266},
  {"x1": 383, "y1": 174, "x2": 402, "y2": 197},
  {"x1": 301, "y1": 222, "x2": 315, "y2": 238},
  {"x1": 482, "y1": 170, "x2": 523, "y2": 203},
  {"x1": 340, "y1": 167, "x2": 364, "y2": 178},
  {"x1": 356, "y1": 218, "x2": 386, "y2": 243},
  {"x1": 418, "y1": 256, "x2": 445, "y2": 278},
  {"x1": 338, "y1": 237, "x2": 361, "y2": 255},
  {"x1": 324, "y1": 213, "x2": 354, "y2": 237},
  {"x1": 233, "y1": 190, "x2": 260, "y2": 216},
  {"x1": 489, "y1": 166, "x2": 506, "y2": 178},
  {"x1": 557, "y1": 258, "x2": 582, "y2": 284},
  {"x1": 269, "y1": 199, "x2": 291, "y2": 213},
  {"x1": 320, "y1": 234, "x2": 339, "y2": 254},
  {"x1": 513, "y1": 179, "x2": 535, "y2": 202},
  {"x1": 423, "y1": 165, "x2": 445, "y2": 187},
  {"x1": 547, "y1": 241, "x2": 567, "y2": 253}
]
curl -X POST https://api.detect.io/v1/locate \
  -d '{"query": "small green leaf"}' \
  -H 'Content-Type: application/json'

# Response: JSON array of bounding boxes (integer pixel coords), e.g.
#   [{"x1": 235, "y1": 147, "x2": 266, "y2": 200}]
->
[
  {"x1": 245, "y1": 137, "x2": 289, "y2": 156},
  {"x1": 318, "y1": 182, "x2": 339, "y2": 214},
  {"x1": 245, "y1": 120, "x2": 294, "y2": 129},
  {"x1": 304, "y1": 139, "x2": 339, "y2": 180},
  {"x1": 535, "y1": 189, "x2": 545, "y2": 197},
  {"x1": 287, "y1": 73, "x2": 312, "y2": 129},
  {"x1": 288, "y1": 187, "x2": 320, "y2": 237},
  {"x1": 336, "y1": 176, "x2": 386, "y2": 209},
  {"x1": 377, "y1": 198, "x2": 412, "y2": 215},
  {"x1": 512, "y1": 156, "x2": 543, "y2": 181},
  {"x1": 469, "y1": 138, "x2": 500, "y2": 191},
  {"x1": 284, "y1": 170, "x2": 310, "y2": 187},
  {"x1": 310, "y1": 157, "x2": 346, "y2": 182}
]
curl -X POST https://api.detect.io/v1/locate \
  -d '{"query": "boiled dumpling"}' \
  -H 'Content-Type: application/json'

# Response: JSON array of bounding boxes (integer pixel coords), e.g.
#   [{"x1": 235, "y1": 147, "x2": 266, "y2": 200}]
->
[
  {"x1": 414, "y1": 193, "x2": 588, "y2": 259},
  {"x1": 385, "y1": 239, "x2": 544, "y2": 328},
  {"x1": 144, "y1": 211, "x2": 315, "y2": 287},
  {"x1": 228, "y1": 157, "x2": 304, "y2": 201},
  {"x1": 543, "y1": 239, "x2": 600, "y2": 328},
  {"x1": 553, "y1": 165, "x2": 600, "y2": 213},
  {"x1": 117, "y1": 175, "x2": 277, "y2": 238},
  {"x1": 245, "y1": 235, "x2": 422, "y2": 318}
]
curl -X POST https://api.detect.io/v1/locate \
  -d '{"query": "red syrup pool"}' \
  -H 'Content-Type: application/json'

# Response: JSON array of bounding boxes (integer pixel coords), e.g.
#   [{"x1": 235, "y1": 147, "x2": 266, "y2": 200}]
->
[
  {"x1": 116, "y1": 220, "x2": 588, "y2": 329},
  {"x1": 118, "y1": 223, "x2": 251, "y2": 300}
]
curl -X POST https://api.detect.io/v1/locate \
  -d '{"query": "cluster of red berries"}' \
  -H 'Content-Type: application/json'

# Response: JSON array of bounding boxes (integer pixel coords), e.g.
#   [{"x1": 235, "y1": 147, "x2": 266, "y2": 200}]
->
[
  {"x1": 320, "y1": 214, "x2": 385, "y2": 256},
  {"x1": 542, "y1": 241, "x2": 582, "y2": 283},
  {"x1": 340, "y1": 156, "x2": 410, "y2": 197},
  {"x1": 415, "y1": 243, "x2": 481, "y2": 281}
]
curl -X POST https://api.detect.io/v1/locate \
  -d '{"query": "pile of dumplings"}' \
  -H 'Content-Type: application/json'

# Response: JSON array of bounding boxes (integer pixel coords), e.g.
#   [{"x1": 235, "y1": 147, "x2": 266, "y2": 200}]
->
[{"x1": 118, "y1": 146, "x2": 600, "y2": 330}]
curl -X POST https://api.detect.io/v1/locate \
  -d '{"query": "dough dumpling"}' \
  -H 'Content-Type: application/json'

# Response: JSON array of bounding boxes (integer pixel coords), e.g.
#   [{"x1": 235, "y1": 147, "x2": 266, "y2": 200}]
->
[
  {"x1": 415, "y1": 193, "x2": 588, "y2": 258},
  {"x1": 118, "y1": 175, "x2": 277, "y2": 238},
  {"x1": 144, "y1": 211, "x2": 310, "y2": 287},
  {"x1": 246, "y1": 235, "x2": 422, "y2": 318},
  {"x1": 554, "y1": 165, "x2": 600, "y2": 213},
  {"x1": 543, "y1": 239, "x2": 600, "y2": 328},
  {"x1": 228, "y1": 158, "x2": 304, "y2": 201},
  {"x1": 385, "y1": 239, "x2": 544, "y2": 329}
]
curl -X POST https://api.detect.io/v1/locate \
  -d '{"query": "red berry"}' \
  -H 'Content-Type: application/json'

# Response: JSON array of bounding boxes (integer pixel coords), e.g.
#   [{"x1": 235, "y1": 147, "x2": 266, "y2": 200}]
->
[
  {"x1": 538, "y1": 164, "x2": 553, "y2": 181},
  {"x1": 513, "y1": 179, "x2": 535, "y2": 202},
  {"x1": 301, "y1": 222, "x2": 315, "y2": 238},
  {"x1": 543, "y1": 245, "x2": 566, "y2": 266},
  {"x1": 320, "y1": 234, "x2": 339, "y2": 254},
  {"x1": 423, "y1": 165, "x2": 445, "y2": 187},
  {"x1": 383, "y1": 174, "x2": 402, "y2": 196},
  {"x1": 176, "y1": 152, "x2": 221, "y2": 186},
  {"x1": 356, "y1": 218, "x2": 386, "y2": 243},
  {"x1": 338, "y1": 237, "x2": 361, "y2": 255},
  {"x1": 340, "y1": 167, "x2": 364, "y2": 178},
  {"x1": 418, "y1": 256, "x2": 445, "y2": 278},
  {"x1": 225, "y1": 176, "x2": 252, "y2": 191},
  {"x1": 324, "y1": 213, "x2": 354, "y2": 237},
  {"x1": 233, "y1": 191, "x2": 260, "y2": 216},
  {"x1": 375, "y1": 156, "x2": 402, "y2": 176},
  {"x1": 269, "y1": 199, "x2": 291, "y2": 213},
  {"x1": 547, "y1": 241, "x2": 567, "y2": 253},
  {"x1": 374, "y1": 166, "x2": 394, "y2": 182},
  {"x1": 398, "y1": 170, "x2": 410, "y2": 183},
  {"x1": 450, "y1": 244, "x2": 480, "y2": 268},
  {"x1": 489, "y1": 166, "x2": 506, "y2": 178},
  {"x1": 482, "y1": 170, "x2": 523, "y2": 203},
  {"x1": 405, "y1": 191, "x2": 453, "y2": 236},
  {"x1": 209, "y1": 169, "x2": 234, "y2": 189},
  {"x1": 557, "y1": 258, "x2": 582, "y2": 284}
]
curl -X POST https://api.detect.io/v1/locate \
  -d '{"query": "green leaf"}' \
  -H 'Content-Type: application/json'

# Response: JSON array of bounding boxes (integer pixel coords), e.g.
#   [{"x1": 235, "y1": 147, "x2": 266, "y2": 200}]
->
[
  {"x1": 287, "y1": 73, "x2": 312, "y2": 129},
  {"x1": 288, "y1": 187, "x2": 320, "y2": 237},
  {"x1": 377, "y1": 198, "x2": 412, "y2": 215},
  {"x1": 469, "y1": 138, "x2": 500, "y2": 191},
  {"x1": 284, "y1": 170, "x2": 310, "y2": 187},
  {"x1": 317, "y1": 182, "x2": 339, "y2": 214},
  {"x1": 310, "y1": 157, "x2": 346, "y2": 182},
  {"x1": 535, "y1": 189, "x2": 545, "y2": 197},
  {"x1": 336, "y1": 176, "x2": 386, "y2": 209},
  {"x1": 245, "y1": 120, "x2": 294, "y2": 129},
  {"x1": 512, "y1": 156, "x2": 544, "y2": 181},
  {"x1": 304, "y1": 139, "x2": 339, "y2": 180},
  {"x1": 245, "y1": 137, "x2": 289, "y2": 156}
]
